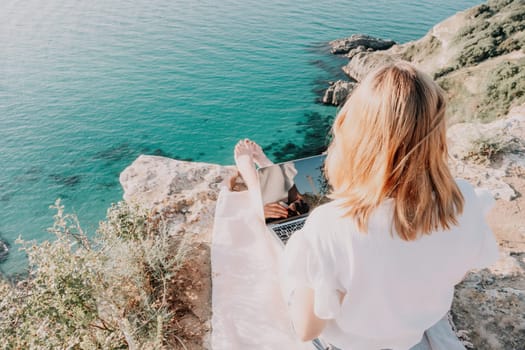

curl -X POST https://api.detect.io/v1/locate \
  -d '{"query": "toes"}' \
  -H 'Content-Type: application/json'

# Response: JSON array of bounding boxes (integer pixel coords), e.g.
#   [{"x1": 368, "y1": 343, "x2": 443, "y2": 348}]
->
[
  {"x1": 234, "y1": 139, "x2": 252, "y2": 156},
  {"x1": 235, "y1": 139, "x2": 264, "y2": 161},
  {"x1": 237, "y1": 139, "x2": 247, "y2": 147},
  {"x1": 235, "y1": 140, "x2": 246, "y2": 149},
  {"x1": 245, "y1": 139, "x2": 259, "y2": 152}
]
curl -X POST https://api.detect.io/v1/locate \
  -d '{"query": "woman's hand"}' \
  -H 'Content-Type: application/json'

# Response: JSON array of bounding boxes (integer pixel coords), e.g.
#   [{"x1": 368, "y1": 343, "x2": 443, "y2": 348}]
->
[{"x1": 264, "y1": 202, "x2": 289, "y2": 219}]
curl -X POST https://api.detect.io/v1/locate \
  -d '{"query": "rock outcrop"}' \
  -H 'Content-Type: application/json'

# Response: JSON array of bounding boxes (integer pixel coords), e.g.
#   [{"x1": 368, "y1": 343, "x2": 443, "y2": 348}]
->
[
  {"x1": 324, "y1": 0, "x2": 525, "y2": 124},
  {"x1": 341, "y1": 50, "x2": 398, "y2": 82},
  {"x1": 120, "y1": 155, "x2": 236, "y2": 242},
  {"x1": 448, "y1": 104, "x2": 525, "y2": 201},
  {"x1": 119, "y1": 157, "x2": 237, "y2": 349},
  {"x1": 446, "y1": 105, "x2": 525, "y2": 349},
  {"x1": 322, "y1": 80, "x2": 357, "y2": 106},
  {"x1": 329, "y1": 34, "x2": 396, "y2": 55},
  {"x1": 452, "y1": 253, "x2": 525, "y2": 350},
  {"x1": 322, "y1": 34, "x2": 396, "y2": 105}
]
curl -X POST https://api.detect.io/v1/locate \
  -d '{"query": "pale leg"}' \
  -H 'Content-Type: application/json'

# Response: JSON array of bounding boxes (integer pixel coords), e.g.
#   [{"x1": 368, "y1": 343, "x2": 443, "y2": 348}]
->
[
  {"x1": 234, "y1": 139, "x2": 259, "y2": 190},
  {"x1": 234, "y1": 139, "x2": 265, "y2": 219}
]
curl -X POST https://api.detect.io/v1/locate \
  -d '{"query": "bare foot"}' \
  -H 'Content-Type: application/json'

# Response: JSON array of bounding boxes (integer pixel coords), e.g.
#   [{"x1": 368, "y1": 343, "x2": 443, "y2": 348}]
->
[
  {"x1": 245, "y1": 139, "x2": 273, "y2": 168},
  {"x1": 234, "y1": 140, "x2": 259, "y2": 190}
]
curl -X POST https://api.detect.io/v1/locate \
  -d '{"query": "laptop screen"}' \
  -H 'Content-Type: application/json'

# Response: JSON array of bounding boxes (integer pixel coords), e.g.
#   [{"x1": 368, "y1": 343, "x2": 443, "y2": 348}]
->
[{"x1": 257, "y1": 154, "x2": 330, "y2": 224}]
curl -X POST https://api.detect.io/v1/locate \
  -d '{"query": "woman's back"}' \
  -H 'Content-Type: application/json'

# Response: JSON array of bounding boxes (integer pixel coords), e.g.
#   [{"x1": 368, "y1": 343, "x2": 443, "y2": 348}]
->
[{"x1": 282, "y1": 179, "x2": 499, "y2": 349}]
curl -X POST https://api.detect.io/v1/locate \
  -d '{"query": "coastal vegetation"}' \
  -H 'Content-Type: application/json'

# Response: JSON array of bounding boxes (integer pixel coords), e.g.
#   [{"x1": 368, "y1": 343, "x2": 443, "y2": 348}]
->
[
  {"x1": 464, "y1": 133, "x2": 523, "y2": 165},
  {"x1": 0, "y1": 200, "x2": 204, "y2": 349}
]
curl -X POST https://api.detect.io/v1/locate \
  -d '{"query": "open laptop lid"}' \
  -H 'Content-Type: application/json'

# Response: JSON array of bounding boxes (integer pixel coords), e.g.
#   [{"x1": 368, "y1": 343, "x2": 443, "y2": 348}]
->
[{"x1": 257, "y1": 154, "x2": 330, "y2": 224}]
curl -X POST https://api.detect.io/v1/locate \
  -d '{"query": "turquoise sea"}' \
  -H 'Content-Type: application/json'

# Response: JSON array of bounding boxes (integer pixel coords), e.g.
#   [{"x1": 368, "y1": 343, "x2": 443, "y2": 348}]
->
[{"x1": 1, "y1": 0, "x2": 481, "y2": 273}]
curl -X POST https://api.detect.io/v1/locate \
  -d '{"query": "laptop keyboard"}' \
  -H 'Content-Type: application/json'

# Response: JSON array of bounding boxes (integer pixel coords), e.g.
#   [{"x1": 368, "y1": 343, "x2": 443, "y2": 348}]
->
[{"x1": 272, "y1": 219, "x2": 305, "y2": 244}]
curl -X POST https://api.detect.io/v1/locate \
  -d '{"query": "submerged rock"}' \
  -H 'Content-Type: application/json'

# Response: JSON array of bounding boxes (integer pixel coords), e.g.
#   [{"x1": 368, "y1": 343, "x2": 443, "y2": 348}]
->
[{"x1": 0, "y1": 238, "x2": 8, "y2": 263}]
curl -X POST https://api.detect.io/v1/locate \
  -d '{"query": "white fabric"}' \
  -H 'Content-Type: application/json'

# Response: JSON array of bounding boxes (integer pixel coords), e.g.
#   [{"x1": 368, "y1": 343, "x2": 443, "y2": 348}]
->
[
  {"x1": 211, "y1": 187, "x2": 313, "y2": 350},
  {"x1": 280, "y1": 179, "x2": 499, "y2": 350}
]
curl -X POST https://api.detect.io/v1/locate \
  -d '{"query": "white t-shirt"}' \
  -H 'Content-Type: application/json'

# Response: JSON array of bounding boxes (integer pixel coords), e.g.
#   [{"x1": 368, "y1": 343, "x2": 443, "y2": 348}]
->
[{"x1": 280, "y1": 179, "x2": 499, "y2": 350}]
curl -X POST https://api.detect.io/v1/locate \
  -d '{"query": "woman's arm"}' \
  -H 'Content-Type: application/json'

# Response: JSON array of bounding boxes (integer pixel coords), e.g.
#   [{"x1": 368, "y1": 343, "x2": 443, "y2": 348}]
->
[
  {"x1": 289, "y1": 288, "x2": 346, "y2": 341},
  {"x1": 289, "y1": 287, "x2": 326, "y2": 341}
]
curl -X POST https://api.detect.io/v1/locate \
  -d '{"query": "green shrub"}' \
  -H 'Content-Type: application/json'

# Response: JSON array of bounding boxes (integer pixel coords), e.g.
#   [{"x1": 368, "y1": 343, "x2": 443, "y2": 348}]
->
[
  {"x1": 454, "y1": 1, "x2": 525, "y2": 68},
  {"x1": 0, "y1": 199, "x2": 192, "y2": 349},
  {"x1": 479, "y1": 59, "x2": 525, "y2": 120}
]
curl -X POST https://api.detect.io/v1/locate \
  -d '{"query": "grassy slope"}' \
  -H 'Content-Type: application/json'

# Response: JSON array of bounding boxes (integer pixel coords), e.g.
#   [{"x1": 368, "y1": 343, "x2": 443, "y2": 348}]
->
[{"x1": 398, "y1": 0, "x2": 525, "y2": 123}]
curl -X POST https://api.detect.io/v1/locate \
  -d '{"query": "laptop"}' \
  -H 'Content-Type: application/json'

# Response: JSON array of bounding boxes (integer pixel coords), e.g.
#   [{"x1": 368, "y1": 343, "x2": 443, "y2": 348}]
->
[{"x1": 257, "y1": 154, "x2": 330, "y2": 245}]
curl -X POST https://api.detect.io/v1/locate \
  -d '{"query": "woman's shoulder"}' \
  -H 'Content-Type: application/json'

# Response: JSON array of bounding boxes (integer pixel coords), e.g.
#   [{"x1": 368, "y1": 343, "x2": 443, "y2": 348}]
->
[
  {"x1": 290, "y1": 201, "x2": 351, "y2": 263},
  {"x1": 299, "y1": 200, "x2": 355, "y2": 246}
]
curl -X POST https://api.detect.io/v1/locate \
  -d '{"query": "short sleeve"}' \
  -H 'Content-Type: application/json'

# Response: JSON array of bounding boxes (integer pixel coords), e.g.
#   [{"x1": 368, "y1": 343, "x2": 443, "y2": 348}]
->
[
  {"x1": 469, "y1": 187, "x2": 499, "y2": 269},
  {"x1": 279, "y1": 214, "x2": 344, "y2": 319}
]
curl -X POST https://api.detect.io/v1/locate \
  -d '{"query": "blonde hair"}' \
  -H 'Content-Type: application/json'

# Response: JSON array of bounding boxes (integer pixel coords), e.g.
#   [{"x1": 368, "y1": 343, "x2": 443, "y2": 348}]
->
[{"x1": 325, "y1": 61, "x2": 463, "y2": 241}]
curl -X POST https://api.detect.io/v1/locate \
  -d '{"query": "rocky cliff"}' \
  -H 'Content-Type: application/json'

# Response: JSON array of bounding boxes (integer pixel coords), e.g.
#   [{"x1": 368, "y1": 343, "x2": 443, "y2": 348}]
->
[{"x1": 323, "y1": 0, "x2": 525, "y2": 125}]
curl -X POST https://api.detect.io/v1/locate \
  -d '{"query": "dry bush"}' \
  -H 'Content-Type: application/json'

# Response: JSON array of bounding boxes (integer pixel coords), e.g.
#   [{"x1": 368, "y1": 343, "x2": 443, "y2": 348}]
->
[
  {"x1": 0, "y1": 199, "x2": 200, "y2": 350},
  {"x1": 463, "y1": 135, "x2": 523, "y2": 165}
]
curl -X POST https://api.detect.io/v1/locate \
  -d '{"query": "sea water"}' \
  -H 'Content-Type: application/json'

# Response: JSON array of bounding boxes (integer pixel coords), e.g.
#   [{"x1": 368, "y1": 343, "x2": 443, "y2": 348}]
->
[{"x1": 0, "y1": 0, "x2": 481, "y2": 273}]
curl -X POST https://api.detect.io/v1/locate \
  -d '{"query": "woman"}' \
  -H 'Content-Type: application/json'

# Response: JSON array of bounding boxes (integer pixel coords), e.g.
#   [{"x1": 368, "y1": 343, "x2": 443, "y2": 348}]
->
[
  {"x1": 277, "y1": 62, "x2": 499, "y2": 349},
  {"x1": 222, "y1": 62, "x2": 498, "y2": 349}
]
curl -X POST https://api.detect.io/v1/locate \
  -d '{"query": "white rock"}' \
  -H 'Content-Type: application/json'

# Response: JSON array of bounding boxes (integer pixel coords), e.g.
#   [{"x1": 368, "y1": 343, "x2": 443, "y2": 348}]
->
[
  {"x1": 447, "y1": 104, "x2": 525, "y2": 201},
  {"x1": 120, "y1": 155, "x2": 236, "y2": 241}
]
